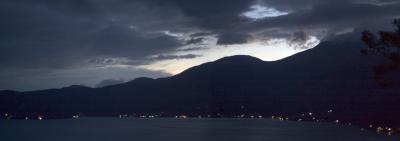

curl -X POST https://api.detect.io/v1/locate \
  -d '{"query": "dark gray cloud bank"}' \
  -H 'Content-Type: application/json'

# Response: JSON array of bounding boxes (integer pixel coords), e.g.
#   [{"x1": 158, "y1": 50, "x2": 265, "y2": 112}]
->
[{"x1": 0, "y1": 0, "x2": 399, "y2": 90}]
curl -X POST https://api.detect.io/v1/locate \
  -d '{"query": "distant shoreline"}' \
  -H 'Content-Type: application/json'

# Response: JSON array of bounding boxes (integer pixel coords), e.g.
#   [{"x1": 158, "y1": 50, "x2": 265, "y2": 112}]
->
[{"x1": 1, "y1": 115, "x2": 398, "y2": 136}]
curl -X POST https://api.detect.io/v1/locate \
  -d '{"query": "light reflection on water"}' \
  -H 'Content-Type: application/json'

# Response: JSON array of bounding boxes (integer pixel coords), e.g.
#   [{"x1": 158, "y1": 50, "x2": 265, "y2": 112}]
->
[{"x1": 0, "y1": 118, "x2": 398, "y2": 141}]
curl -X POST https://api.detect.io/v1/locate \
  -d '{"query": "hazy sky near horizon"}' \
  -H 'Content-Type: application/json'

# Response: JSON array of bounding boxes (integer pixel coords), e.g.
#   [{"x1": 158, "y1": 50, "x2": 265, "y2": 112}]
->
[{"x1": 1, "y1": 0, "x2": 399, "y2": 91}]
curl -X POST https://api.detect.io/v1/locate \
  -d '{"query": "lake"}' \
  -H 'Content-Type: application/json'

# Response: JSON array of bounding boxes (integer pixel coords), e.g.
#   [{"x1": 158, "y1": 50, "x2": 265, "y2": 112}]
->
[{"x1": 0, "y1": 118, "x2": 397, "y2": 141}]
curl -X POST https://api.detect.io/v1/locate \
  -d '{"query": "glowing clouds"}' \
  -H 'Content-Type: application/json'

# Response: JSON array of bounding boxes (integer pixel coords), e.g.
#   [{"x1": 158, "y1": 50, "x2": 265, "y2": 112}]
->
[
  {"x1": 138, "y1": 36, "x2": 320, "y2": 75},
  {"x1": 242, "y1": 5, "x2": 289, "y2": 20}
]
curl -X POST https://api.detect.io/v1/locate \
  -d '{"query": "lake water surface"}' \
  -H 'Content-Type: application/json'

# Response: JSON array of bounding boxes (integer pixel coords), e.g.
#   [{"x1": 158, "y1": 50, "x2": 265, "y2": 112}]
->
[{"x1": 0, "y1": 118, "x2": 398, "y2": 141}]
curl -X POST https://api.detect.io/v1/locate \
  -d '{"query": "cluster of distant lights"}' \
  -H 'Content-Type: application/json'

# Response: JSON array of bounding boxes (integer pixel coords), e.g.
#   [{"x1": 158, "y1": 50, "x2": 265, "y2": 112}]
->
[
  {"x1": 268, "y1": 110, "x2": 397, "y2": 136},
  {"x1": 1, "y1": 111, "x2": 398, "y2": 136}
]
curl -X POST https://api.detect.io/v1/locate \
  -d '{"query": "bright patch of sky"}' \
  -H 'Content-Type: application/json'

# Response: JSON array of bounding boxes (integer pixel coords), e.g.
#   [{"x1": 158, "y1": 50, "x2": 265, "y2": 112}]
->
[
  {"x1": 138, "y1": 36, "x2": 320, "y2": 75},
  {"x1": 242, "y1": 5, "x2": 289, "y2": 20},
  {"x1": 162, "y1": 30, "x2": 185, "y2": 38}
]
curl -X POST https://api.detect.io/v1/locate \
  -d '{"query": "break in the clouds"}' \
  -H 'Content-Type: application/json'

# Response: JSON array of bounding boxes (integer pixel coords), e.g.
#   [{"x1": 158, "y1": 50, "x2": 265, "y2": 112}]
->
[
  {"x1": 0, "y1": 0, "x2": 399, "y2": 91},
  {"x1": 242, "y1": 5, "x2": 289, "y2": 20}
]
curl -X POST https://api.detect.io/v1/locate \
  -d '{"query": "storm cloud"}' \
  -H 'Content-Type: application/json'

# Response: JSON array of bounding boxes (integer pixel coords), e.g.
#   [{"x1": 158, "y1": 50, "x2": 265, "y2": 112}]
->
[{"x1": 0, "y1": 0, "x2": 399, "y2": 90}]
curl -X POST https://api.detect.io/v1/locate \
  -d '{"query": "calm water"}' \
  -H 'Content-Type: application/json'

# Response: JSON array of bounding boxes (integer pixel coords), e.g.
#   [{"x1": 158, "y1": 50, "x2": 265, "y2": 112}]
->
[{"x1": 0, "y1": 118, "x2": 398, "y2": 141}]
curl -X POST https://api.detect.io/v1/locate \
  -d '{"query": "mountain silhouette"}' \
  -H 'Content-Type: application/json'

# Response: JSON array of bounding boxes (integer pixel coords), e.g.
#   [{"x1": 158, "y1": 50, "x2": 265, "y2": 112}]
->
[{"x1": 1, "y1": 40, "x2": 399, "y2": 128}]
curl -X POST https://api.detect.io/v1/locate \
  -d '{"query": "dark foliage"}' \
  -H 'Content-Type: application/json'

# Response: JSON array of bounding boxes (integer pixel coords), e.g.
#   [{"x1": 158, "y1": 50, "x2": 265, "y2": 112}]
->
[{"x1": 361, "y1": 19, "x2": 400, "y2": 87}]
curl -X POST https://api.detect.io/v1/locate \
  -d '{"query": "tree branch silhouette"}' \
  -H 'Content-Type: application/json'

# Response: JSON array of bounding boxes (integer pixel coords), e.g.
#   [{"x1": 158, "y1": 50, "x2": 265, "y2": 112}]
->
[{"x1": 361, "y1": 19, "x2": 400, "y2": 87}]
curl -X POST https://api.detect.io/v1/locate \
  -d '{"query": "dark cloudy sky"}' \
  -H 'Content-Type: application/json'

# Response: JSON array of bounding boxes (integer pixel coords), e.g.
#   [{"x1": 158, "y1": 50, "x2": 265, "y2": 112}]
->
[{"x1": 1, "y1": 0, "x2": 399, "y2": 91}]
